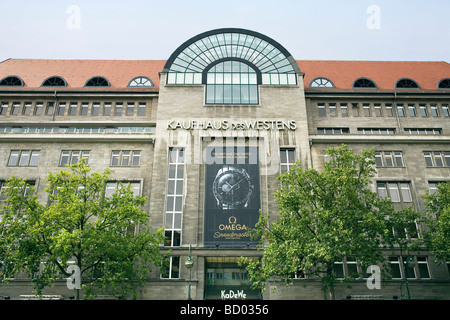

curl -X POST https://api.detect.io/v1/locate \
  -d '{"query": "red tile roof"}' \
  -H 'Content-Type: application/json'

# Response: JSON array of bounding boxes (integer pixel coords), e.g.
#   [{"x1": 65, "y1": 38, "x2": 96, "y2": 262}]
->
[
  {"x1": 0, "y1": 59, "x2": 165, "y2": 91},
  {"x1": 298, "y1": 60, "x2": 450, "y2": 91},
  {"x1": 1, "y1": 58, "x2": 449, "y2": 92}
]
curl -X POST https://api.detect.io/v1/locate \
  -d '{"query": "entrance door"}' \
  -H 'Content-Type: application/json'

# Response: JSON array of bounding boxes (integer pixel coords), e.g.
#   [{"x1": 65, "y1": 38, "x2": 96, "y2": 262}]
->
[{"x1": 204, "y1": 257, "x2": 261, "y2": 300}]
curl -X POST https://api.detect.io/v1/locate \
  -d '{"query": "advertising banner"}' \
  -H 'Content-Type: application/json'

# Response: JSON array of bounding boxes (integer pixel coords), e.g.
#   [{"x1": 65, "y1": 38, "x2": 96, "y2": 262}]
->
[{"x1": 204, "y1": 146, "x2": 261, "y2": 247}]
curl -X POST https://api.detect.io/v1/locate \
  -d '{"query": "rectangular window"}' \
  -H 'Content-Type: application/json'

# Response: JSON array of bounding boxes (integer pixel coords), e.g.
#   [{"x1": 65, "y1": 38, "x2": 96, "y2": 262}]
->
[
  {"x1": 340, "y1": 104, "x2": 348, "y2": 117},
  {"x1": 161, "y1": 256, "x2": 180, "y2": 279},
  {"x1": 403, "y1": 256, "x2": 417, "y2": 279},
  {"x1": 405, "y1": 128, "x2": 442, "y2": 135},
  {"x1": 445, "y1": 152, "x2": 450, "y2": 166},
  {"x1": 110, "y1": 150, "x2": 141, "y2": 167},
  {"x1": 8, "y1": 150, "x2": 40, "y2": 167},
  {"x1": 57, "y1": 102, "x2": 66, "y2": 116},
  {"x1": 1, "y1": 180, "x2": 35, "y2": 202},
  {"x1": 363, "y1": 103, "x2": 371, "y2": 116},
  {"x1": 394, "y1": 152, "x2": 404, "y2": 167},
  {"x1": 0, "y1": 102, "x2": 8, "y2": 115},
  {"x1": 442, "y1": 104, "x2": 450, "y2": 117},
  {"x1": 375, "y1": 151, "x2": 404, "y2": 167},
  {"x1": 428, "y1": 182, "x2": 443, "y2": 195},
  {"x1": 357, "y1": 128, "x2": 395, "y2": 134},
  {"x1": 385, "y1": 104, "x2": 394, "y2": 117},
  {"x1": 92, "y1": 103, "x2": 100, "y2": 116},
  {"x1": 419, "y1": 104, "x2": 428, "y2": 117},
  {"x1": 375, "y1": 152, "x2": 383, "y2": 167},
  {"x1": 105, "y1": 181, "x2": 141, "y2": 198},
  {"x1": 377, "y1": 182, "x2": 412, "y2": 203},
  {"x1": 80, "y1": 103, "x2": 89, "y2": 116},
  {"x1": 165, "y1": 148, "x2": 185, "y2": 247},
  {"x1": 137, "y1": 102, "x2": 146, "y2": 116},
  {"x1": 389, "y1": 257, "x2": 402, "y2": 279},
  {"x1": 329, "y1": 103, "x2": 336, "y2": 117},
  {"x1": 104, "y1": 103, "x2": 112, "y2": 116},
  {"x1": 317, "y1": 128, "x2": 349, "y2": 134},
  {"x1": 431, "y1": 105, "x2": 439, "y2": 117},
  {"x1": 115, "y1": 103, "x2": 123, "y2": 116},
  {"x1": 10, "y1": 102, "x2": 20, "y2": 115},
  {"x1": 23, "y1": 102, "x2": 32, "y2": 115},
  {"x1": 126, "y1": 103, "x2": 135, "y2": 116},
  {"x1": 280, "y1": 149, "x2": 295, "y2": 173},
  {"x1": 417, "y1": 257, "x2": 430, "y2": 279},
  {"x1": 374, "y1": 104, "x2": 382, "y2": 117},
  {"x1": 59, "y1": 150, "x2": 90, "y2": 166},
  {"x1": 423, "y1": 151, "x2": 450, "y2": 167},
  {"x1": 34, "y1": 102, "x2": 43, "y2": 115},
  {"x1": 333, "y1": 260, "x2": 345, "y2": 279},
  {"x1": 346, "y1": 257, "x2": 358, "y2": 277},
  {"x1": 408, "y1": 104, "x2": 417, "y2": 117},
  {"x1": 396, "y1": 104, "x2": 405, "y2": 117},
  {"x1": 46, "y1": 102, "x2": 55, "y2": 115},
  {"x1": 68, "y1": 102, "x2": 78, "y2": 116},
  {"x1": 317, "y1": 103, "x2": 326, "y2": 116}
]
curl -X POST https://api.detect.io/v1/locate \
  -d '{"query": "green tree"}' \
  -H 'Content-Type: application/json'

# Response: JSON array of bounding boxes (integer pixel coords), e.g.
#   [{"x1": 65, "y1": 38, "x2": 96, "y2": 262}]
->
[
  {"x1": 422, "y1": 181, "x2": 450, "y2": 262},
  {"x1": 0, "y1": 160, "x2": 165, "y2": 299},
  {"x1": 241, "y1": 145, "x2": 396, "y2": 300}
]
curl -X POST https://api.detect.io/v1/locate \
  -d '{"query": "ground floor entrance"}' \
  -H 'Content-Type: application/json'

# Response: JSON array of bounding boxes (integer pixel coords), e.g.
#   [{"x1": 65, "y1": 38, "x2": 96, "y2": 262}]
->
[{"x1": 204, "y1": 257, "x2": 262, "y2": 300}]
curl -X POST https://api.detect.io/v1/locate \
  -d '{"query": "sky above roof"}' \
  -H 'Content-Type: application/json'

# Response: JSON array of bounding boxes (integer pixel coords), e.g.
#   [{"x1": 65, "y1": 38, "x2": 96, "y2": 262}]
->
[{"x1": 0, "y1": 0, "x2": 449, "y2": 63}]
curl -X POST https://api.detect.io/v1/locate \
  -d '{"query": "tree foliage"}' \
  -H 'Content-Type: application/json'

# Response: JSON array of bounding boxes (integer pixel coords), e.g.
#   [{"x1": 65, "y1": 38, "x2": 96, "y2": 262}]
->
[
  {"x1": 0, "y1": 160, "x2": 165, "y2": 299},
  {"x1": 422, "y1": 181, "x2": 450, "y2": 262},
  {"x1": 241, "y1": 145, "x2": 401, "y2": 299}
]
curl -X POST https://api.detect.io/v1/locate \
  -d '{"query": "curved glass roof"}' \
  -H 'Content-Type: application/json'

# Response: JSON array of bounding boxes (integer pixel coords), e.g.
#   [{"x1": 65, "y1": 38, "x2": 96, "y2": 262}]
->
[{"x1": 164, "y1": 28, "x2": 300, "y2": 85}]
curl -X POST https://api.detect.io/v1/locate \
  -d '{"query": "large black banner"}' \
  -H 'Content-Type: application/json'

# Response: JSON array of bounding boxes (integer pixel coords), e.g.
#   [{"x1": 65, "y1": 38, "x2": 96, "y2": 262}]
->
[{"x1": 204, "y1": 146, "x2": 260, "y2": 247}]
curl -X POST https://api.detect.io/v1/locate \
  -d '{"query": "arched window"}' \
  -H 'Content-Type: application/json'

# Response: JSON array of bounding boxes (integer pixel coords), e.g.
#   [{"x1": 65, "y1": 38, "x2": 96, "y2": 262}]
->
[
  {"x1": 352, "y1": 78, "x2": 377, "y2": 89},
  {"x1": 205, "y1": 60, "x2": 259, "y2": 105},
  {"x1": 84, "y1": 76, "x2": 110, "y2": 87},
  {"x1": 395, "y1": 78, "x2": 420, "y2": 89},
  {"x1": 41, "y1": 76, "x2": 67, "y2": 87},
  {"x1": 310, "y1": 77, "x2": 335, "y2": 88},
  {"x1": 128, "y1": 76, "x2": 154, "y2": 87},
  {"x1": 164, "y1": 28, "x2": 300, "y2": 87},
  {"x1": 437, "y1": 78, "x2": 450, "y2": 89},
  {"x1": 0, "y1": 76, "x2": 24, "y2": 86}
]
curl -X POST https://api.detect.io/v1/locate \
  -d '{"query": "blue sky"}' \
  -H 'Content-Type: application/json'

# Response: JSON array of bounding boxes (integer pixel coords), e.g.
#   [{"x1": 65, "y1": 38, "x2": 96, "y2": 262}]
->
[{"x1": 0, "y1": 0, "x2": 449, "y2": 62}]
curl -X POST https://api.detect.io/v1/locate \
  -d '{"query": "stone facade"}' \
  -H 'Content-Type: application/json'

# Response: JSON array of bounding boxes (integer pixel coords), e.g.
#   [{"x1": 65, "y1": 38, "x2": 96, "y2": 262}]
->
[{"x1": 1, "y1": 28, "x2": 450, "y2": 300}]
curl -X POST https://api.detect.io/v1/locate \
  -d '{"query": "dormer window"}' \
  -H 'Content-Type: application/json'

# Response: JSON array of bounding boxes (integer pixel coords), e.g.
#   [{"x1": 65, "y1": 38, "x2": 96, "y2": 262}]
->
[
  {"x1": 352, "y1": 78, "x2": 377, "y2": 89},
  {"x1": 396, "y1": 78, "x2": 420, "y2": 89},
  {"x1": 0, "y1": 76, "x2": 24, "y2": 87},
  {"x1": 85, "y1": 76, "x2": 110, "y2": 87},
  {"x1": 437, "y1": 78, "x2": 450, "y2": 89},
  {"x1": 128, "y1": 76, "x2": 154, "y2": 87},
  {"x1": 310, "y1": 77, "x2": 335, "y2": 88},
  {"x1": 41, "y1": 76, "x2": 67, "y2": 87}
]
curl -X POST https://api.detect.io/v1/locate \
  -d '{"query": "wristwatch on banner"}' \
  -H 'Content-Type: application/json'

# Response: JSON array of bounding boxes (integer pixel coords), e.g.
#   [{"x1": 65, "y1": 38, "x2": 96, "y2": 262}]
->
[{"x1": 212, "y1": 166, "x2": 254, "y2": 210}]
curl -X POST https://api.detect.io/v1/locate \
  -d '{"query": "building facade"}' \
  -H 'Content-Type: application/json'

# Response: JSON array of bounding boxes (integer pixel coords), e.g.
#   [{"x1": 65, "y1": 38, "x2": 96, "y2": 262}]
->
[{"x1": 1, "y1": 28, "x2": 450, "y2": 300}]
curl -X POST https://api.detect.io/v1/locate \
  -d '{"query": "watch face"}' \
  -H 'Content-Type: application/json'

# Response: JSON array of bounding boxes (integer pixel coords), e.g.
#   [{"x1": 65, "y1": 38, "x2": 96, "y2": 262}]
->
[{"x1": 213, "y1": 166, "x2": 254, "y2": 208}]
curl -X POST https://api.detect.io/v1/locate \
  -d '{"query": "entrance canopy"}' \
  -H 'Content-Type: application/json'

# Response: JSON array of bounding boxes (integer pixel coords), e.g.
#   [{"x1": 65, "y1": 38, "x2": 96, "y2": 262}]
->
[{"x1": 163, "y1": 28, "x2": 300, "y2": 85}]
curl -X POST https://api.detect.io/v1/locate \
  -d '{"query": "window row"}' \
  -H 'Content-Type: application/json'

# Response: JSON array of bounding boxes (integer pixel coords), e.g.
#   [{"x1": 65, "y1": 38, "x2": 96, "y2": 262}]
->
[
  {"x1": 331, "y1": 256, "x2": 431, "y2": 280},
  {"x1": 0, "y1": 101, "x2": 148, "y2": 117},
  {"x1": 0, "y1": 75, "x2": 154, "y2": 88},
  {"x1": 0, "y1": 126, "x2": 154, "y2": 134},
  {"x1": 317, "y1": 127, "x2": 442, "y2": 135},
  {"x1": 317, "y1": 103, "x2": 450, "y2": 118},
  {"x1": 160, "y1": 254, "x2": 436, "y2": 280},
  {"x1": 1, "y1": 180, "x2": 142, "y2": 201},
  {"x1": 310, "y1": 77, "x2": 450, "y2": 90},
  {"x1": 330, "y1": 150, "x2": 450, "y2": 168},
  {"x1": 6, "y1": 150, "x2": 142, "y2": 167}
]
